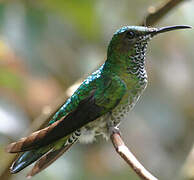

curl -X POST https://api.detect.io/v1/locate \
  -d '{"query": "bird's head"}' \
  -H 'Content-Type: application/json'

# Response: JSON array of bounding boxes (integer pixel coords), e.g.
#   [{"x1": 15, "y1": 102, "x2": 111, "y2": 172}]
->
[{"x1": 107, "y1": 25, "x2": 191, "y2": 59}]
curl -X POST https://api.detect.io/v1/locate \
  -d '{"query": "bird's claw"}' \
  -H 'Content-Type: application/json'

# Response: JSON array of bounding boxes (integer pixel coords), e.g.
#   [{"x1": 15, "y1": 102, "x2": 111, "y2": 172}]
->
[{"x1": 108, "y1": 126, "x2": 121, "y2": 136}]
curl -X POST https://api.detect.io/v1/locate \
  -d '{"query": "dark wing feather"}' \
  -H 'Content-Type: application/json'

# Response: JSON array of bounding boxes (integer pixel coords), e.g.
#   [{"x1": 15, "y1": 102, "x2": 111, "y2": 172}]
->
[
  {"x1": 6, "y1": 90, "x2": 103, "y2": 153},
  {"x1": 6, "y1": 74, "x2": 126, "y2": 153}
]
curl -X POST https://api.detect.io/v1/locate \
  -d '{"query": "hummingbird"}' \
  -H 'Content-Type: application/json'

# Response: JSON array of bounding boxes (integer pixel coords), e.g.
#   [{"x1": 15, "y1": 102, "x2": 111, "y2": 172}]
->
[{"x1": 6, "y1": 25, "x2": 191, "y2": 178}]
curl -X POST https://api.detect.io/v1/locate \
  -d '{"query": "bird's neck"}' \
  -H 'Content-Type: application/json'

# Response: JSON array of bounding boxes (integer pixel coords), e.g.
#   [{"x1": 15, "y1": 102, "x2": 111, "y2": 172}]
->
[{"x1": 104, "y1": 41, "x2": 148, "y2": 83}]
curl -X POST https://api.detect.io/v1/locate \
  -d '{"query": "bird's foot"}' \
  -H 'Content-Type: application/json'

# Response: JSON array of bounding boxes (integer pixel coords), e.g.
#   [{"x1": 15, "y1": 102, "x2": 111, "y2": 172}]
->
[{"x1": 108, "y1": 126, "x2": 121, "y2": 136}]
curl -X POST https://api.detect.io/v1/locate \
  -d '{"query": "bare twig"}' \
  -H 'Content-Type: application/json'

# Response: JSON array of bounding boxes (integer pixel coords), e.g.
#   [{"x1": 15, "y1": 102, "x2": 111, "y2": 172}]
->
[
  {"x1": 110, "y1": 129, "x2": 158, "y2": 180},
  {"x1": 140, "y1": 0, "x2": 185, "y2": 26},
  {"x1": 181, "y1": 144, "x2": 194, "y2": 180}
]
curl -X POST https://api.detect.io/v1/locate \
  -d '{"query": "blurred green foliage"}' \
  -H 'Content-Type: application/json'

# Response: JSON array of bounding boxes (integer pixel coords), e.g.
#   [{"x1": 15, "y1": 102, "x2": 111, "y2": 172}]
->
[
  {"x1": 43, "y1": 0, "x2": 101, "y2": 39},
  {"x1": 0, "y1": 67, "x2": 23, "y2": 93}
]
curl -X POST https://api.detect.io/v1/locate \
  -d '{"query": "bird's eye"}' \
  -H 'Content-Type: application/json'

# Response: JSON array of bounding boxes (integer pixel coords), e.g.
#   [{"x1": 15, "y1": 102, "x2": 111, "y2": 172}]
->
[{"x1": 126, "y1": 31, "x2": 135, "y2": 39}]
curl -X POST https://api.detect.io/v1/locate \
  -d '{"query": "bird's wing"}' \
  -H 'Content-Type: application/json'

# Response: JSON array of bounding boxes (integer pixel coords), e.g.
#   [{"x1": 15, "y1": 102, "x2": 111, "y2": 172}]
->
[{"x1": 6, "y1": 74, "x2": 126, "y2": 153}]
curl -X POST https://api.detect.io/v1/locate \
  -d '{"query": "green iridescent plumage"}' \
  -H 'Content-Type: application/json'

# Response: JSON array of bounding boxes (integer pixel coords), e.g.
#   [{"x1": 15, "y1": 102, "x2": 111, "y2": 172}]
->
[{"x1": 6, "y1": 25, "x2": 191, "y2": 177}]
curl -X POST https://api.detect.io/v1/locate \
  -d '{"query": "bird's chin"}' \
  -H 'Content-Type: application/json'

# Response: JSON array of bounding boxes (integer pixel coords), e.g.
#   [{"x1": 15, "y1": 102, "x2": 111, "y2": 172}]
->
[{"x1": 137, "y1": 34, "x2": 152, "y2": 43}]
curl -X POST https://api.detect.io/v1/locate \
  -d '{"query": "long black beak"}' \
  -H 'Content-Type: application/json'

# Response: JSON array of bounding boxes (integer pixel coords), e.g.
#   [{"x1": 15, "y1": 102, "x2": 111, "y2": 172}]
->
[{"x1": 151, "y1": 25, "x2": 192, "y2": 36}]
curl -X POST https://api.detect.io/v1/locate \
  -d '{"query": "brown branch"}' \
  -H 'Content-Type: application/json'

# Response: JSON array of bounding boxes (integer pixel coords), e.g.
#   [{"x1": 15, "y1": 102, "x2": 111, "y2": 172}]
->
[
  {"x1": 110, "y1": 128, "x2": 158, "y2": 180},
  {"x1": 181, "y1": 144, "x2": 194, "y2": 180},
  {"x1": 140, "y1": 0, "x2": 186, "y2": 26}
]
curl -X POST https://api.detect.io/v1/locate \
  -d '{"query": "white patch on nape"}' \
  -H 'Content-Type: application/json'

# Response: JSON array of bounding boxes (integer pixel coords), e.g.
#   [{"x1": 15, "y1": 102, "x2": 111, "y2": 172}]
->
[{"x1": 78, "y1": 128, "x2": 96, "y2": 144}]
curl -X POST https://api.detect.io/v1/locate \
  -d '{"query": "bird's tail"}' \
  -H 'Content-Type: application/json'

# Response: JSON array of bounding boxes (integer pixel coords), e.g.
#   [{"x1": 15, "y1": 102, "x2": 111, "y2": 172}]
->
[
  {"x1": 9, "y1": 135, "x2": 77, "y2": 178},
  {"x1": 26, "y1": 143, "x2": 73, "y2": 178},
  {"x1": 10, "y1": 146, "x2": 51, "y2": 174}
]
